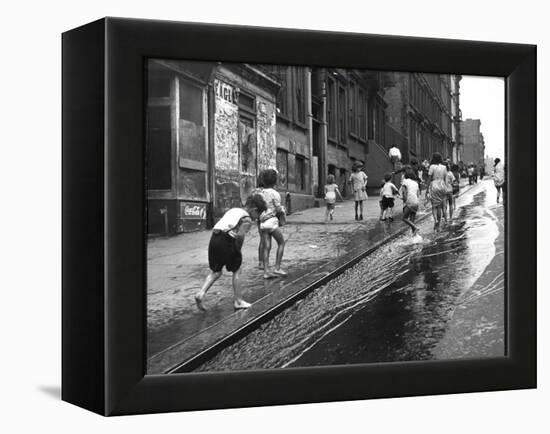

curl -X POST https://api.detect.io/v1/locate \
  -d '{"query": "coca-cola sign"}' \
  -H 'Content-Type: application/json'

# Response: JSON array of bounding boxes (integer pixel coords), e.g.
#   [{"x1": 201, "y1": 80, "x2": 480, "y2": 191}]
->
[{"x1": 180, "y1": 202, "x2": 206, "y2": 219}]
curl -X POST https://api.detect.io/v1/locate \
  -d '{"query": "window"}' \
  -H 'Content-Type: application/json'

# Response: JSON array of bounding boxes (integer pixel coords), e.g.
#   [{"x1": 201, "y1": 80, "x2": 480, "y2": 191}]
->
[
  {"x1": 295, "y1": 156, "x2": 306, "y2": 191},
  {"x1": 293, "y1": 68, "x2": 306, "y2": 125},
  {"x1": 148, "y1": 69, "x2": 171, "y2": 98},
  {"x1": 327, "y1": 77, "x2": 337, "y2": 141},
  {"x1": 368, "y1": 102, "x2": 375, "y2": 140},
  {"x1": 179, "y1": 79, "x2": 203, "y2": 125},
  {"x1": 147, "y1": 105, "x2": 172, "y2": 190},
  {"x1": 338, "y1": 85, "x2": 347, "y2": 143},
  {"x1": 349, "y1": 81, "x2": 356, "y2": 135},
  {"x1": 265, "y1": 65, "x2": 291, "y2": 118},
  {"x1": 358, "y1": 88, "x2": 366, "y2": 139},
  {"x1": 238, "y1": 92, "x2": 255, "y2": 113}
]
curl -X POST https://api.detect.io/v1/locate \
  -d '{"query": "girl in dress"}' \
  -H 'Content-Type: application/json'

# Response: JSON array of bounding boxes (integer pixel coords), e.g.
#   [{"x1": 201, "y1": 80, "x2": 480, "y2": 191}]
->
[{"x1": 348, "y1": 162, "x2": 368, "y2": 220}]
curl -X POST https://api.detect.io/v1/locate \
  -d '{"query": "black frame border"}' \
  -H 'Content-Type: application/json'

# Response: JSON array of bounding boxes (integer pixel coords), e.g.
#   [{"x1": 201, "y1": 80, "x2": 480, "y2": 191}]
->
[{"x1": 63, "y1": 17, "x2": 536, "y2": 416}]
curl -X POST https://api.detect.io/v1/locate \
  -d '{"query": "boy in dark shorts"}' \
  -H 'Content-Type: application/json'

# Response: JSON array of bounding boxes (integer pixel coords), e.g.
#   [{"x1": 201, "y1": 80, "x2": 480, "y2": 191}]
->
[
  {"x1": 195, "y1": 194, "x2": 267, "y2": 311},
  {"x1": 379, "y1": 173, "x2": 400, "y2": 221}
]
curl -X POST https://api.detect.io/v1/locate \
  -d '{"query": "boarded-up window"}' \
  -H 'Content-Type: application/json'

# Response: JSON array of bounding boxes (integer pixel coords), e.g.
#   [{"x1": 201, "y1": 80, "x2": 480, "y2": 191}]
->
[
  {"x1": 147, "y1": 105, "x2": 172, "y2": 190},
  {"x1": 295, "y1": 156, "x2": 306, "y2": 191},
  {"x1": 178, "y1": 80, "x2": 207, "y2": 200}
]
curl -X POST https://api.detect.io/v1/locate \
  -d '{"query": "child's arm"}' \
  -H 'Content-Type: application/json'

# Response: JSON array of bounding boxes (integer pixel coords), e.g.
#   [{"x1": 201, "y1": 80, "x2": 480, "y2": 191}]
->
[
  {"x1": 272, "y1": 191, "x2": 284, "y2": 214},
  {"x1": 392, "y1": 184, "x2": 401, "y2": 199},
  {"x1": 400, "y1": 185, "x2": 408, "y2": 203},
  {"x1": 335, "y1": 187, "x2": 344, "y2": 202},
  {"x1": 235, "y1": 216, "x2": 253, "y2": 240}
]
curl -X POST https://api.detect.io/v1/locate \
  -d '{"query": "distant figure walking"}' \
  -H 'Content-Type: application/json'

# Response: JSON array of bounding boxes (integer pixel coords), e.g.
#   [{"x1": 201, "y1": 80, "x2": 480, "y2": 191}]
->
[
  {"x1": 324, "y1": 174, "x2": 344, "y2": 222},
  {"x1": 388, "y1": 145, "x2": 402, "y2": 171},
  {"x1": 349, "y1": 162, "x2": 368, "y2": 221},
  {"x1": 493, "y1": 158, "x2": 506, "y2": 203},
  {"x1": 195, "y1": 194, "x2": 267, "y2": 311},
  {"x1": 427, "y1": 152, "x2": 448, "y2": 231}
]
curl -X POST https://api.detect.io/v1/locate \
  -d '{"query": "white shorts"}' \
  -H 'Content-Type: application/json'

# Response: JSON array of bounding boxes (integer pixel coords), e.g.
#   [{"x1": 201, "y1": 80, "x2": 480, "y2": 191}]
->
[{"x1": 259, "y1": 216, "x2": 279, "y2": 233}]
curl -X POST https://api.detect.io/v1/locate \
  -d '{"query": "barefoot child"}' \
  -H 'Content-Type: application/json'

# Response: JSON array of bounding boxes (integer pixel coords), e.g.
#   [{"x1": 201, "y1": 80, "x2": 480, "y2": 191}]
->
[
  {"x1": 324, "y1": 174, "x2": 344, "y2": 222},
  {"x1": 400, "y1": 168, "x2": 421, "y2": 237},
  {"x1": 195, "y1": 193, "x2": 267, "y2": 311},
  {"x1": 379, "y1": 173, "x2": 400, "y2": 221},
  {"x1": 259, "y1": 169, "x2": 287, "y2": 279}
]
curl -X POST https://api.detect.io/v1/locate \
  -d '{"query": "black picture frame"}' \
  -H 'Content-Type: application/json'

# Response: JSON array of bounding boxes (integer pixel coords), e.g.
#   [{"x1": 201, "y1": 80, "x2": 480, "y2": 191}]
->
[{"x1": 62, "y1": 17, "x2": 536, "y2": 416}]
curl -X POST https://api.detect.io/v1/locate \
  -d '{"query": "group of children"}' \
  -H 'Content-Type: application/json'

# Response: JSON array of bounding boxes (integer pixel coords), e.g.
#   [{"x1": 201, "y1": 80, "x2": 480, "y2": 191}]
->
[
  {"x1": 195, "y1": 168, "x2": 288, "y2": 312},
  {"x1": 325, "y1": 162, "x2": 421, "y2": 238},
  {"x1": 195, "y1": 160, "x2": 433, "y2": 312}
]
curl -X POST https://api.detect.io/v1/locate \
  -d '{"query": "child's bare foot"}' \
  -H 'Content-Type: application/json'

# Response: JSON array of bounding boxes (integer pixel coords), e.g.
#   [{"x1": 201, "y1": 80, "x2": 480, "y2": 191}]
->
[
  {"x1": 234, "y1": 299, "x2": 251, "y2": 309},
  {"x1": 195, "y1": 294, "x2": 206, "y2": 311},
  {"x1": 273, "y1": 268, "x2": 287, "y2": 276},
  {"x1": 263, "y1": 271, "x2": 277, "y2": 279}
]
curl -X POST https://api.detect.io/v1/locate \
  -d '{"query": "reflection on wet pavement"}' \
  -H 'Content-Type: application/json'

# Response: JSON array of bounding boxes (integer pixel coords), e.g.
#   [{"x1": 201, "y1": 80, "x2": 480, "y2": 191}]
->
[{"x1": 195, "y1": 183, "x2": 504, "y2": 371}]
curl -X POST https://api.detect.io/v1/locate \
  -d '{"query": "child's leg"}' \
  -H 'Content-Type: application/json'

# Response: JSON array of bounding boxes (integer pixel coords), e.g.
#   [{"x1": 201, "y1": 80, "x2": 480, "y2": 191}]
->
[
  {"x1": 258, "y1": 230, "x2": 264, "y2": 268},
  {"x1": 354, "y1": 201, "x2": 359, "y2": 219},
  {"x1": 232, "y1": 268, "x2": 251, "y2": 309},
  {"x1": 262, "y1": 231, "x2": 275, "y2": 278},
  {"x1": 195, "y1": 270, "x2": 222, "y2": 311},
  {"x1": 272, "y1": 228, "x2": 287, "y2": 275},
  {"x1": 359, "y1": 201, "x2": 363, "y2": 219},
  {"x1": 325, "y1": 206, "x2": 329, "y2": 222}
]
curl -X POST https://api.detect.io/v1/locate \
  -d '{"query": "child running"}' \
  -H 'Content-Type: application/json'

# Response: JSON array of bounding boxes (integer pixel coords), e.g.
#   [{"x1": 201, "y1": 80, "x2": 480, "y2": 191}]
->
[
  {"x1": 324, "y1": 174, "x2": 344, "y2": 222},
  {"x1": 259, "y1": 169, "x2": 287, "y2": 279},
  {"x1": 379, "y1": 173, "x2": 400, "y2": 221},
  {"x1": 400, "y1": 168, "x2": 421, "y2": 239},
  {"x1": 195, "y1": 193, "x2": 267, "y2": 311}
]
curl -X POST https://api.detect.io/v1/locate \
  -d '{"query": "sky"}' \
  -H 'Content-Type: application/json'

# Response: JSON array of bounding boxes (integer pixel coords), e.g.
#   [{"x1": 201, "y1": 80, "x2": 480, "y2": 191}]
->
[{"x1": 459, "y1": 76, "x2": 505, "y2": 161}]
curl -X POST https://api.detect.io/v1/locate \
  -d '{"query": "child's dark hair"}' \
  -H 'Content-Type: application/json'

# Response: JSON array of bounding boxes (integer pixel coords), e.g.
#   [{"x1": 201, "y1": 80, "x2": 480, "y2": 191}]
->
[
  {"x1": 384, "y1": 172, "x2": 392, "y2": 182},
  {"x1": 451, "y1": 164, "x2": 459, "y2": 172},
  {"x1": 245, "y1": 193, "x2": 267, "y2": 215},
  {"x1": 404, "y1": 167, "x2": 416, "y2": 180},
  {"x1": 431, "y1": 152, "x2": 443, "y2": 165},
  {"x1": 261, "y1": 169, "x2": 278, "y2": 188},
  {"x1": 327, "y1": 174, "x2": 335, "y2": 184}
]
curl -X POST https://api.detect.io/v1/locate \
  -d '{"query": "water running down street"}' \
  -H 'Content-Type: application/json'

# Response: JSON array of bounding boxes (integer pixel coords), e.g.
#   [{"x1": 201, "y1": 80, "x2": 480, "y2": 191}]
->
[{"x1": 195, "y1": 180, "x2": 504, "y2": 372}]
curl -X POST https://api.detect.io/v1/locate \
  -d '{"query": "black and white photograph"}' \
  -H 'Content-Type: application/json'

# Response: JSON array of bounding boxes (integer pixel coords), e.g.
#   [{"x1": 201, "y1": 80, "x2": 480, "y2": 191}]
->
[
  {"x1": 146, "y1": 60, "x2": 506, "y2": 374},
  {"x1": 3, "y1": 0, "x2": 544, "y2": 431}
]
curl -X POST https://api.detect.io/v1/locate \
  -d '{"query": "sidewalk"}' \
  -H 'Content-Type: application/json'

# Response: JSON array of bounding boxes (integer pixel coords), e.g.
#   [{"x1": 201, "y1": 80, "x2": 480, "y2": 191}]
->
[{"x1": 147, "y1": 180, "x2": 471, "y2": 373}]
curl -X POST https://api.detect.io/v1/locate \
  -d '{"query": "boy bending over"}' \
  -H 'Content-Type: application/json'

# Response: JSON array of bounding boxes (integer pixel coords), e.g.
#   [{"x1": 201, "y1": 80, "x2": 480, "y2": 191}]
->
[{"x1": 195, "y1": 194, "x2": 267, "y2": 311}]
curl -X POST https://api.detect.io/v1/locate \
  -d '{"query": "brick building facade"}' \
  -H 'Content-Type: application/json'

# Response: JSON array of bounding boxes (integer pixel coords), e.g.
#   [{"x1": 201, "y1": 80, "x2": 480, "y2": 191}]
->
[
  {"x1": 384, "y1": 72, "x2": 460, "y2": 165},
  {"x1": 146, "y1": 60, "x2": 463, "y2": 234},
  {"x1": 461, "y1": 118, "x2": 486, "y2": 168}
]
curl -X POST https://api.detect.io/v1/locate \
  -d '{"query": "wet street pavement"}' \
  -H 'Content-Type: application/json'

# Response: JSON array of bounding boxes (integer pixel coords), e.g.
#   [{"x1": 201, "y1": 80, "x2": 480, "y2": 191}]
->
[{"x1": 195, "y1": 180, "x2": 504, "y2": 371}]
